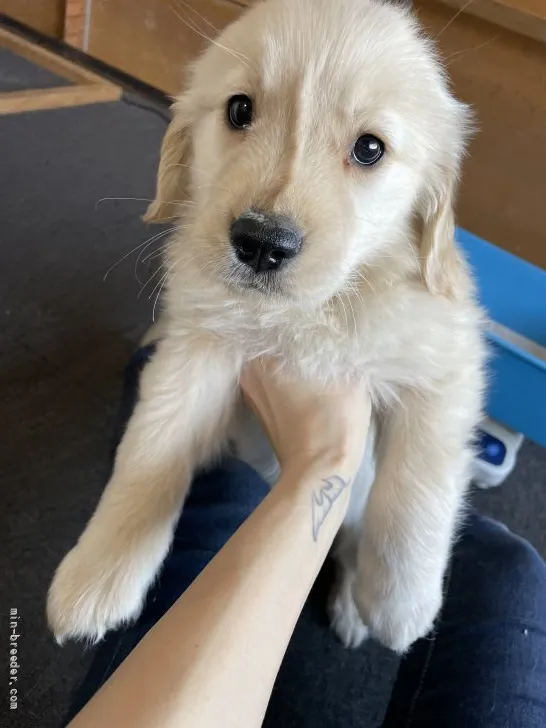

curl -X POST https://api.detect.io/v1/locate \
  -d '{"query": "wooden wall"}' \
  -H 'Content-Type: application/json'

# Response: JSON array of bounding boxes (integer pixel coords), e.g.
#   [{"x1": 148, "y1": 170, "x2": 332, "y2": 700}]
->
[
  {"x1": 0, "y1": 0, "x2": 65, "y2": 38},
  {"x1": 440, "y1": 0, "x2": 546, "y2": 44},
  {"x1": 85, "y1": 0, "x2": 245, "y2": 93}
]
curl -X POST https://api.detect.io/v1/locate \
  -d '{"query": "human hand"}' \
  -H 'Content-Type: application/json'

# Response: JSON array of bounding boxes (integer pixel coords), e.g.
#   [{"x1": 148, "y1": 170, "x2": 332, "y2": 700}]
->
[{"x1": 240, "y1": 359, "x2": 372, "y2": 478}]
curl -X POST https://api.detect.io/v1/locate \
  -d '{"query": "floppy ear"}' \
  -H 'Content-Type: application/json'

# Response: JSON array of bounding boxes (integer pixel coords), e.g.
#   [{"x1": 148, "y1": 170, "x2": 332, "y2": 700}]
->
[
  {"x1": 417, "y1": 95, "x2": 473, "y2": 299},
  {"x1": 418, "y1": 170, "x2": 464, "y2": 299},
  {"x1": 144, "y1": 112, "x2": 190, "y2": 223}
]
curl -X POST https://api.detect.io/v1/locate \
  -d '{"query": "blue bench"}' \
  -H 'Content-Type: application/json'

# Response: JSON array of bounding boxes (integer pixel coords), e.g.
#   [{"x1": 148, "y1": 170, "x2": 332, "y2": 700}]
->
[{"x1": 457, "y1": 230, "x2": 546, "y2": 447}]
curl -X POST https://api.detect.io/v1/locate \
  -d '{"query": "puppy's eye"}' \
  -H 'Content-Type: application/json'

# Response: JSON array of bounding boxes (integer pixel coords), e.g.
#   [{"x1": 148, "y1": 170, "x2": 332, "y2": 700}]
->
[
  {"x1": 352, "y1": 134, "x2": 384, "y2": 166},
  {"x1": 227, "y1": 95, "x2": 253, "y2": 130}
]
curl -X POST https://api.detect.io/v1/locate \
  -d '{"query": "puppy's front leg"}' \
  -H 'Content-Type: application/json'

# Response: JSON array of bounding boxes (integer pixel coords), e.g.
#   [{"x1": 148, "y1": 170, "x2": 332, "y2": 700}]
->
[
  {"x1": 354, "y1": 382, "x2": 479, "y2": 654},
  {"x1": 48, "y1": 335, "x2": 240, "y2": 643}
]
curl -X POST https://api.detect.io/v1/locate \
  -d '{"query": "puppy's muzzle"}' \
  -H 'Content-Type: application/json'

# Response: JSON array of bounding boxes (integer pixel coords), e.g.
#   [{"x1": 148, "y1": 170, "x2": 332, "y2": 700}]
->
[{"x1": 230, "y1": 210, "x2": 302, "y2": 274}]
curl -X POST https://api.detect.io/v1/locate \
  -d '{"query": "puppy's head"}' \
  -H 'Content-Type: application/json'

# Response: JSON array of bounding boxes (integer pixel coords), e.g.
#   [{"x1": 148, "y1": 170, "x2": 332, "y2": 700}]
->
[{"x1": 146, "y1": 0, "x2": 469, "y2": 305}]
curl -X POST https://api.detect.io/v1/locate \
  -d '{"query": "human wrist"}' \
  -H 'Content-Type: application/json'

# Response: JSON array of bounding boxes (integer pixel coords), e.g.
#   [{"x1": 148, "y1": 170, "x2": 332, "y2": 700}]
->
[{"x1": 279, "y1": 449, "x2": 356, "y2": 491}]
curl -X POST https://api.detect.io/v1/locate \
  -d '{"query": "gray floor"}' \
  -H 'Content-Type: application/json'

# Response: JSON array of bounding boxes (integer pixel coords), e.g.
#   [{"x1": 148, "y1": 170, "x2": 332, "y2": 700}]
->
[
  {"x1": 0, "y1": 47, "x2": 71, "y2": 92},
  {"x1": 1, "y1": 49, "x2": 545, "y2": 728}
]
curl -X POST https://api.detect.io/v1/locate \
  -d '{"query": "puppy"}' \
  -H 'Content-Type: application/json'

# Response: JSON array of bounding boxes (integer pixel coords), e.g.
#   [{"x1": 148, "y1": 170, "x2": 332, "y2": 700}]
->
[{"x1": 47, "y1": 0, "x2": 484, "y2": 653}]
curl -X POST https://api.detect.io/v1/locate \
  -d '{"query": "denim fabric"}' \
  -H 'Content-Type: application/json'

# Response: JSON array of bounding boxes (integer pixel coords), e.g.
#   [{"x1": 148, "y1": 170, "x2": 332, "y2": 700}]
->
[{"x1": 382, "y1": 513, "x2": 546, "y2": 727}]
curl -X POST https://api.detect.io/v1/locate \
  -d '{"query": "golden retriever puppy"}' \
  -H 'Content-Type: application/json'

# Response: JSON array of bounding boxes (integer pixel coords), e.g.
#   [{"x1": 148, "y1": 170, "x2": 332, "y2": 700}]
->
[{"x1": 47, "y1": 0, "x2": 484, "y2": 653}]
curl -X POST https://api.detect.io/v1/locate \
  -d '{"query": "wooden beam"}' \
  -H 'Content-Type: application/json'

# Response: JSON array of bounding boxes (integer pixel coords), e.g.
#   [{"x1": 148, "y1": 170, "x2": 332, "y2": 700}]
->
[
  {"x1": 0, "y1": 83, "x2": 120, "y2": 115},
  {"x1": 0, "y1": 25, "x2": 121, "y2": 114},
  {"x1": 0, "y1": 26, "x2": 107, "y2": 84},
  {"x1": 439, "y1": 0, "x2": 546, "y2": 44}
]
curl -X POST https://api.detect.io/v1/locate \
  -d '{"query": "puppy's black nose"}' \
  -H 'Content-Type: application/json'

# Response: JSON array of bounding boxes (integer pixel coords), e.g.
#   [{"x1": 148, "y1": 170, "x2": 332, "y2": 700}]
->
[{"x1": 230, "y1": 211, "x2": 302, "y2": 273}]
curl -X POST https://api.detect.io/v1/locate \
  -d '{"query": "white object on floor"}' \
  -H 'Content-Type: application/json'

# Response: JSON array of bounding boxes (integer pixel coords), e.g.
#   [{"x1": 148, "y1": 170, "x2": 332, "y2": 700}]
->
[{"x1": 473, "y1": 418, "x2": 524, "y2": 489}]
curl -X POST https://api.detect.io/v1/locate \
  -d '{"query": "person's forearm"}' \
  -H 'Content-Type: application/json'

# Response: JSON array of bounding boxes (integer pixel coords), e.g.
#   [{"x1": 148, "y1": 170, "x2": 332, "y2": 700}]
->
[{"x1": 69, "y1": 458, "x2": 353, "y2": 728}]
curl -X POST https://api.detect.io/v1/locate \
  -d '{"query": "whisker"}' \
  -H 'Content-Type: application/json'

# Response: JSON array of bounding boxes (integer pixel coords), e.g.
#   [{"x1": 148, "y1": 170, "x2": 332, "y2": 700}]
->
[
  {"x1": 152, "y1": 283, "x2": 164, "y2": 323},
  {"x1": 188, "y1": 11, "x2": 250, "y2": 66},
  {"x1": 137, "y1": 250, "x2": 177, "y2": 299},
  {"x1": 103, "y1": 226, "x2": 176, "y2": 282},
  {"x1": 134, "y1": 227, "x2": 178, "y2": 282},
  {"x1": 141, "y1": 223, "x2": 193, "y2": 261},
  {"x1": 152, "y1": 261, "x2": 177, "y2": 321},
  {"x1": 148, "y1": 269, "x2": 170, "y2": 302},
  {"x1": 95, "y1": 196, "x2": 195, "y2": 210},
  {"x1": 444, "y1": 36, "x2": 499, "y2": 65},
  {"x1": 134, "y1": 226, "x2": 181, "y2": 280},
  {"x1": 169, "y1": 5, "x2": 250, "y2": 68},
  {"x1": 138, "y1": 262, "x2": 167, "y2": 299},
  {"x1": 346, "y1": 282, "x2": 366, "y2": 311},
  {"x1": 434, "y1": 0, "x2": 475, "y2": 40},
  {"x1": 142, "y1": 246, "x2": 167, "y2": 264},
  {"x1": 350, "y1": 268, "x2": 375, "y2": 293},
  {"x1": 174, "y1": 0, "x2": 218, "y2": 33}
]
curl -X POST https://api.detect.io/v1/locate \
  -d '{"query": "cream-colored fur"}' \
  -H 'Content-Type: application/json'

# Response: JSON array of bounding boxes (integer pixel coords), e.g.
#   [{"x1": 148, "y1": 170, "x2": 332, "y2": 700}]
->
[{"x1": 47, "y1": 0, "x2": 485, "y2": 653}]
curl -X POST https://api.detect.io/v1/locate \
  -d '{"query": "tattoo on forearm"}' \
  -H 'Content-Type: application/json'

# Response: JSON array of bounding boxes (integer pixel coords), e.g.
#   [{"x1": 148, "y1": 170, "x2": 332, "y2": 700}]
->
[{"x1": 311, "y1": 475, "x2": 350, "y2": 541}]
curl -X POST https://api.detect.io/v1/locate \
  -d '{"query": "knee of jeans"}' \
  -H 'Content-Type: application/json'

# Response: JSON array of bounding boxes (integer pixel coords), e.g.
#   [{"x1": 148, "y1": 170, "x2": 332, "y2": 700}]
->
[
  {"x1": 498, "y1": 536, "x2": 543, "y2": 582},
  {"x1": 467, "y1": 526, "x2": 546, "y2": 621}
]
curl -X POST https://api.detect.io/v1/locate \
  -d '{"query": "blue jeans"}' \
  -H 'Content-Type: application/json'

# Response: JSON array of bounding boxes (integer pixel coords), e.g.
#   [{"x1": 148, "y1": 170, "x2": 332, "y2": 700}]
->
[{"x1": 63, "y1": 349, "x2": 546, "y2": 727}]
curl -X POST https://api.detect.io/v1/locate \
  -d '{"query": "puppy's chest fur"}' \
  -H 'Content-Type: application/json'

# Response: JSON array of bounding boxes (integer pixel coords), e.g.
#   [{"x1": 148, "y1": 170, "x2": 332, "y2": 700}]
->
[{"x1": 168, "y1": 277, "x2": 472, "y2": 404}]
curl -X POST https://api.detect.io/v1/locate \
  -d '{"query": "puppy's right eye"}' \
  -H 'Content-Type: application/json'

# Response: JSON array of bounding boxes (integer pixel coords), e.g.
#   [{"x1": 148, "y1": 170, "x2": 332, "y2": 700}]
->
[
  {"x1": 352, "y1": 134, "x2": 384, "y2": 167},
  {"x1": 227, "y1": 95, "x2": 253, "y2": 130}
]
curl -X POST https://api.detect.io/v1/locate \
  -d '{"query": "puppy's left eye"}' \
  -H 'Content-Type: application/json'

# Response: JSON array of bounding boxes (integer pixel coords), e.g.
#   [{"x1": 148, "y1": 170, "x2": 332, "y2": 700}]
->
[
  {"x1": 227, "y1": 95, "x2": 253, "y2": 130},
  {"x1": 352, "y1": 134, "x2": 384, "y2": 166}
]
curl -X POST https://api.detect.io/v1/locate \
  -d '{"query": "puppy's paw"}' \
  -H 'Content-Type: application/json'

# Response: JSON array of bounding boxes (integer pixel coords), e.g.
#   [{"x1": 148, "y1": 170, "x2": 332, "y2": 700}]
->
[
  {"x1": 328, "y1": 578, "x2": 369, "y2": 649},
  {"x1": 353, "y1": 546, "x2": 443, "y2": 654},
  {"x1": 47, "y1": 543, "x2": 148, "y2": 644},
  {"x1": 353, "y1": 572, "x2": 441, "y2": 654}
]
